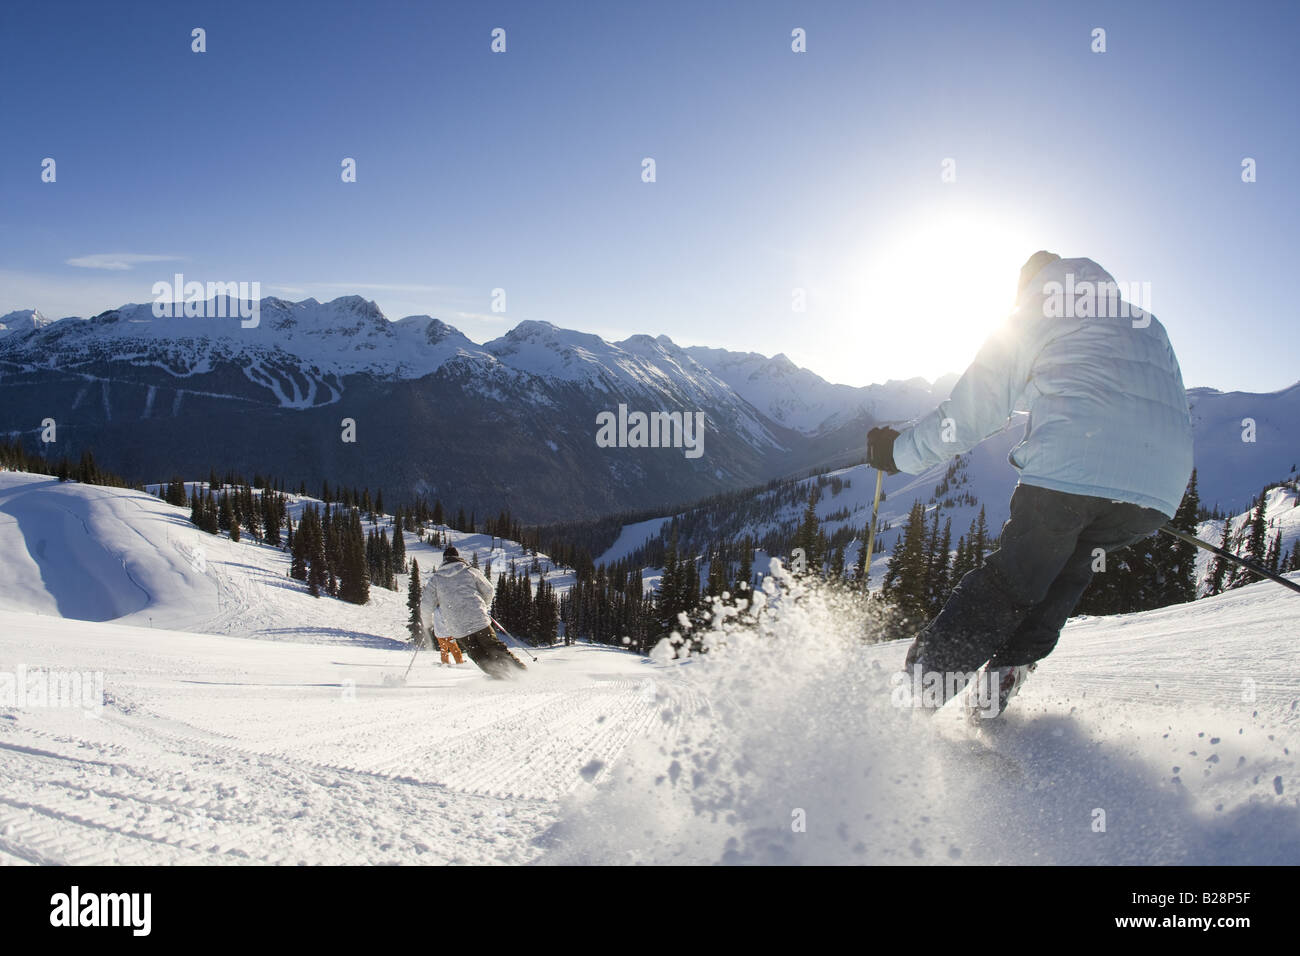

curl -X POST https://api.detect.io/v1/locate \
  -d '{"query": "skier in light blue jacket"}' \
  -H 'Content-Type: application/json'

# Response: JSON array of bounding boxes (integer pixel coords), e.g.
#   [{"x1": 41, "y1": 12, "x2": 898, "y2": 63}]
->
[{"x1": 867, "y1": 251, "x2": 1194, "y2": 717}]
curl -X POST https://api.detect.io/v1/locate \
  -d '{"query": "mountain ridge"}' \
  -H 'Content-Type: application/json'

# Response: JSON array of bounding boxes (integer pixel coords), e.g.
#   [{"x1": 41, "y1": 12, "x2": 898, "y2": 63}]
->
[
  {"x1": 0, "y1": 297, "x2": 955, "y2": 434},
  {"x1": 0, "y1": 295, "x2": 946, "y2": 520},
  {"x1": 2, "y1": 295, "x2": 1293, "y2": 522}
]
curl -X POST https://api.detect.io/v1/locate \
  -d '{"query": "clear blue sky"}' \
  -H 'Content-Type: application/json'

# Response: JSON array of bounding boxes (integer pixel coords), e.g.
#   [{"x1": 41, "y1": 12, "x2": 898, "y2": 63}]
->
[{"x1": 2, "y1": 0, "x2": 1296, "y2": 392}]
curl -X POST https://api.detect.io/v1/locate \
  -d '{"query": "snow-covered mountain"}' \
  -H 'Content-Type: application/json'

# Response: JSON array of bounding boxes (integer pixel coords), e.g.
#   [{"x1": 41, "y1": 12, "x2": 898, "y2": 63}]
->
[
  {"x1": 0, "y1": 297, "x2": 943, "y2": 521},
  {"x1": 2, "y1": 295, "x2": 1295, "y2": 522},
  {"x1": 1, "y1": 297, "x2": 496, "y2": 390},
  {"x1": 686, "y1": 343, "x2": 958, "y2": 435},
  {"x1": 1186, "y1": 383, "x2": 1300, "y2": 513},
  {"x1": 0, "y1": 309, "x2": 52, "y2": 338}
]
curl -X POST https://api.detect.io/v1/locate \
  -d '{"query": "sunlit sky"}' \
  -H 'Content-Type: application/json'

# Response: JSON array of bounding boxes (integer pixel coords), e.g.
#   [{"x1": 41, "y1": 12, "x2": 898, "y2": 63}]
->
[{"x1": 2, "y1": 0, "x2": 1297, "y2": 392}]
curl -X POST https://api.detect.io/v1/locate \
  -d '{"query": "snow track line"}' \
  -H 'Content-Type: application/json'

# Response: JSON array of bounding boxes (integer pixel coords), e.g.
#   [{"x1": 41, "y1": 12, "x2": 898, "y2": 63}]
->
[
  {"x1": 89, "y1": 678, "x2": 681, "y2": 803},
  {"x1": 51, "y1": 499, "x2": 152, "y2": 608},
  {"x1": 0, "y1": 737, "x2": 240, "y2": 864},
  {"x1": 438, "y1": 687, "x2": 641, "y2": 797},
  {"x1": 0, "y1": 719, "x2": 544, "y2": 865},
  {"x1": 0, "y1": 791, "x2": 223, "y2": 866}
]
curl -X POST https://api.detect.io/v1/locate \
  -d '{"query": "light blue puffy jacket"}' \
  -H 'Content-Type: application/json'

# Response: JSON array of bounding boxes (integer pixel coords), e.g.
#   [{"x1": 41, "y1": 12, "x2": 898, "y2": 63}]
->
[{"x1": 893, "y1": 257, "x2": 1194, "y2": 518}]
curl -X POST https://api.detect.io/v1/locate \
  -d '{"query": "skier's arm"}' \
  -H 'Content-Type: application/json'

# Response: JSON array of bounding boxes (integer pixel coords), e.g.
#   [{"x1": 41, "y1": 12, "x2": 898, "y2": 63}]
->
[
  {"x1": 892, "y1": 317, "x2": 1038, "y2": 474},
  {"x1": 420, "y1": 577, "x2": 438, "y2": 641},
  {"x1": 422, "y1": 575, "x2": 439, "y2": 618},
  {"x1": 474, "y1": 568, "x2": 495, "y2": 604}
]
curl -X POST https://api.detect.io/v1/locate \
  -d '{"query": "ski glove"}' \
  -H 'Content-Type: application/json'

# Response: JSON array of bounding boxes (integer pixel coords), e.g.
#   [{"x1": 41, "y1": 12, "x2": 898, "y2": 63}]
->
[{"x1": 867, "y1": 426, "x2": 900, "y2": 474}]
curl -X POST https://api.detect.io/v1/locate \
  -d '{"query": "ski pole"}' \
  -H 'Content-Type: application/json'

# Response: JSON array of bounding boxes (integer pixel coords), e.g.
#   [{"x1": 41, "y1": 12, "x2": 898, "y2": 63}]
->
[
  {"x1": 1158, "y1": 525, "x2": 1300, "y2": 596},
  {"x1": 403, "y1": 634, "x2": 425, "y2": 679},
  {"x1": 490, "y1": 616, "x2": 538, "y2": 662},
  {"x1": 862, "y1": 468, "x2": 885, "y2": 591}
]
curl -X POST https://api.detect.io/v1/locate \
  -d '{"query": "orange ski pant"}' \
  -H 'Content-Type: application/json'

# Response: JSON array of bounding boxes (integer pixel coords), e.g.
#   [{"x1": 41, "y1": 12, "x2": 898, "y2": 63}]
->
[{"x1": 436, "y1": 637, "x2": 464, "y2": 664}]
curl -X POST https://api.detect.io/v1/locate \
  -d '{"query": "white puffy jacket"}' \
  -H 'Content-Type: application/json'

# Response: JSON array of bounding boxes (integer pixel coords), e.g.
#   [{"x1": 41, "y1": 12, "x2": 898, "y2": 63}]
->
[
  {"x1": 422, "y1": 558, "x2": 495, "y2": 639},
  {"x1": 893, "y1": 257, "x2": 1194, "y2": 517}
]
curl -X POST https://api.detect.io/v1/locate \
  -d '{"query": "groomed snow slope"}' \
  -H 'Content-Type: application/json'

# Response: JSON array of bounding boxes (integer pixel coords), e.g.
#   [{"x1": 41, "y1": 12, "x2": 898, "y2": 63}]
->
[
  {"x1": 0, "y1": 614, "x2": 677, "y2": 865},
  {"x1": 1, "y1": 473, "x2": 1297, "y2": 865}
]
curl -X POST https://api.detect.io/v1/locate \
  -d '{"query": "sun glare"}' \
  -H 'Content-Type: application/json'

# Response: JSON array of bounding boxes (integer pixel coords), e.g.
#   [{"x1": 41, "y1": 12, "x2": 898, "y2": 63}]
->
[{"x1": 836, "y1": 211, "x2": 1035, "y2": 385}]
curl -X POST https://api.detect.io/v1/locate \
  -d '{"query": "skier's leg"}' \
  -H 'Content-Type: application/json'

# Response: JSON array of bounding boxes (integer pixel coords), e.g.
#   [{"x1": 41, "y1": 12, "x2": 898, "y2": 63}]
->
[
  {"x1": 458, "y1": 626, "x2": 526, "y2": 679},
  {"x1": 986, "y1": 542, "x2": 1094, "y2": 667},
  {"x1": 905, "y1": 484, "x2": 1095, "y2": 704},
  {"x1": 483, "y1": 628, "x2": 527, "y2": 676},
  {"x1": 989, "y1": 500, "x2": 1168, "y2": 668},
  {"x1": 449, "y1": 639, "x2": 464, "y2": 665},
  {"x1": 437, "y1": 638, "x2": 452, "y2": 664},
  {"x1": 455, "y1": 632, "x2": 481, "y2": 666}
]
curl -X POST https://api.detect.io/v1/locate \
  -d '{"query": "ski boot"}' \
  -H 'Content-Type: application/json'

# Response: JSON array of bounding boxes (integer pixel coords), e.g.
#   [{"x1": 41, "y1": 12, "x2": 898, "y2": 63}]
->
[{"x1": 965, "y1": 663, "x2": 1036, "y2": 723}]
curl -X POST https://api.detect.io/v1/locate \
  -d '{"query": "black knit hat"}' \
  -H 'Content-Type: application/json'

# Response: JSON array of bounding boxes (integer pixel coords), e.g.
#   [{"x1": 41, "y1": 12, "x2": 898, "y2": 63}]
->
[{"x1": 442, "y1": 545, "x2": 460, "y2": 559}]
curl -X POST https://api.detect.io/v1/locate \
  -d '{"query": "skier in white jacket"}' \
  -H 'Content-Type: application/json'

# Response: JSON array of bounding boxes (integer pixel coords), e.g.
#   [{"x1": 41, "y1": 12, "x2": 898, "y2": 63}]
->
[
  {"x1": 422, "y1": 546, "x2": 525, "y2": 679},
  {"x1": 867, "y1": 251, "x2": 1194, "y2": 717}
]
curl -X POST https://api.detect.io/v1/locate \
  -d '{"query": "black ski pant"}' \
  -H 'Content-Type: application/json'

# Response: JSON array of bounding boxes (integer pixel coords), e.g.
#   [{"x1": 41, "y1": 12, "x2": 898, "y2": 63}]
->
[
  {"x1": 904, "y1": 483, "x2": 1166, "y2": 699},
  {"x1": 458, "y1": 625, "x2": 527, "y2": 680}
]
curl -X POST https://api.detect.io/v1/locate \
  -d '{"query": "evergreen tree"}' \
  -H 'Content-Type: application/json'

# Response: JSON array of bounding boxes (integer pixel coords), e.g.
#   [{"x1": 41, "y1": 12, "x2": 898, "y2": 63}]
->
[
  {"x1": 736, "y1": 538, "x2": 754, "y2": 592},
  {"x1": 794, "y1": 487, "x2": 822, "y2": 574},
  {"x1": 1266, "y1": 529, "x2": 1282, "y2": 575},
  {"x1": 950, "y1": 534, "x2": 972, "y2": 586},
  {"x1": 204, "y1": 490, "x2": 220, "y2": 533},
  {"x1": 830, "y1": 544, "x2": 846, "y2": 581},
  {"x1": 263, "y1": 493, "x2": 282, "y2": 546},
  {"x1": 1232, "y1": 492, "x2": 1269, "y2": 589},
  {"x1": 378, "y1": 530, "x2": 394, "y2": 589},
  {"x1": 883, "y1": 500, "x2": 929, "y2": 624},
  {"x1": 1206, "y1": 517, "x2": 1234, "y2": 596},
  {"x1": 307, "y1": 509, "x2": 328, "y2": 597},
  {"x1": 657, "y1": 528, "x2": 681, "y2": 630},
  {"x1": 407, "y1": 559, "x2": 424, "y2": 644},
  {"x1": 165, "y1": 477, "x2": 187, "y2": 506},
  {"x1": 290, "y1": 511, "x2": 309, "y2": 580},
  {"x1": 391, "y1": 509, "x2": 406, "y2": 572},
  {"x1": 971, "y1": 506, "x2": 990, "y2": 568},
  {"x1": 339, "y1": 510, "x2": 371, "y2": 605},
  {"x1": 1159, "y1": 468, "x2": 1200, "y2": 605},
  {"x1": 684, "y1": 554, "x2": 700, "y2": 613},
  {"x1": 926, "y1": 516, "x2": 952, "y2": 615},
  {"x1": 706, "y1": 551, "x2": 727, "y2": 596}
]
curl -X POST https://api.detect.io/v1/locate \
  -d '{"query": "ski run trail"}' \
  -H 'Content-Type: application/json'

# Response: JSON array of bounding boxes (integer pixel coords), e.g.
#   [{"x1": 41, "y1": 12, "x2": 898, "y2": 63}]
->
[{"x1": 1, "y1": 471, "x2": 1298, "y2": 865}]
